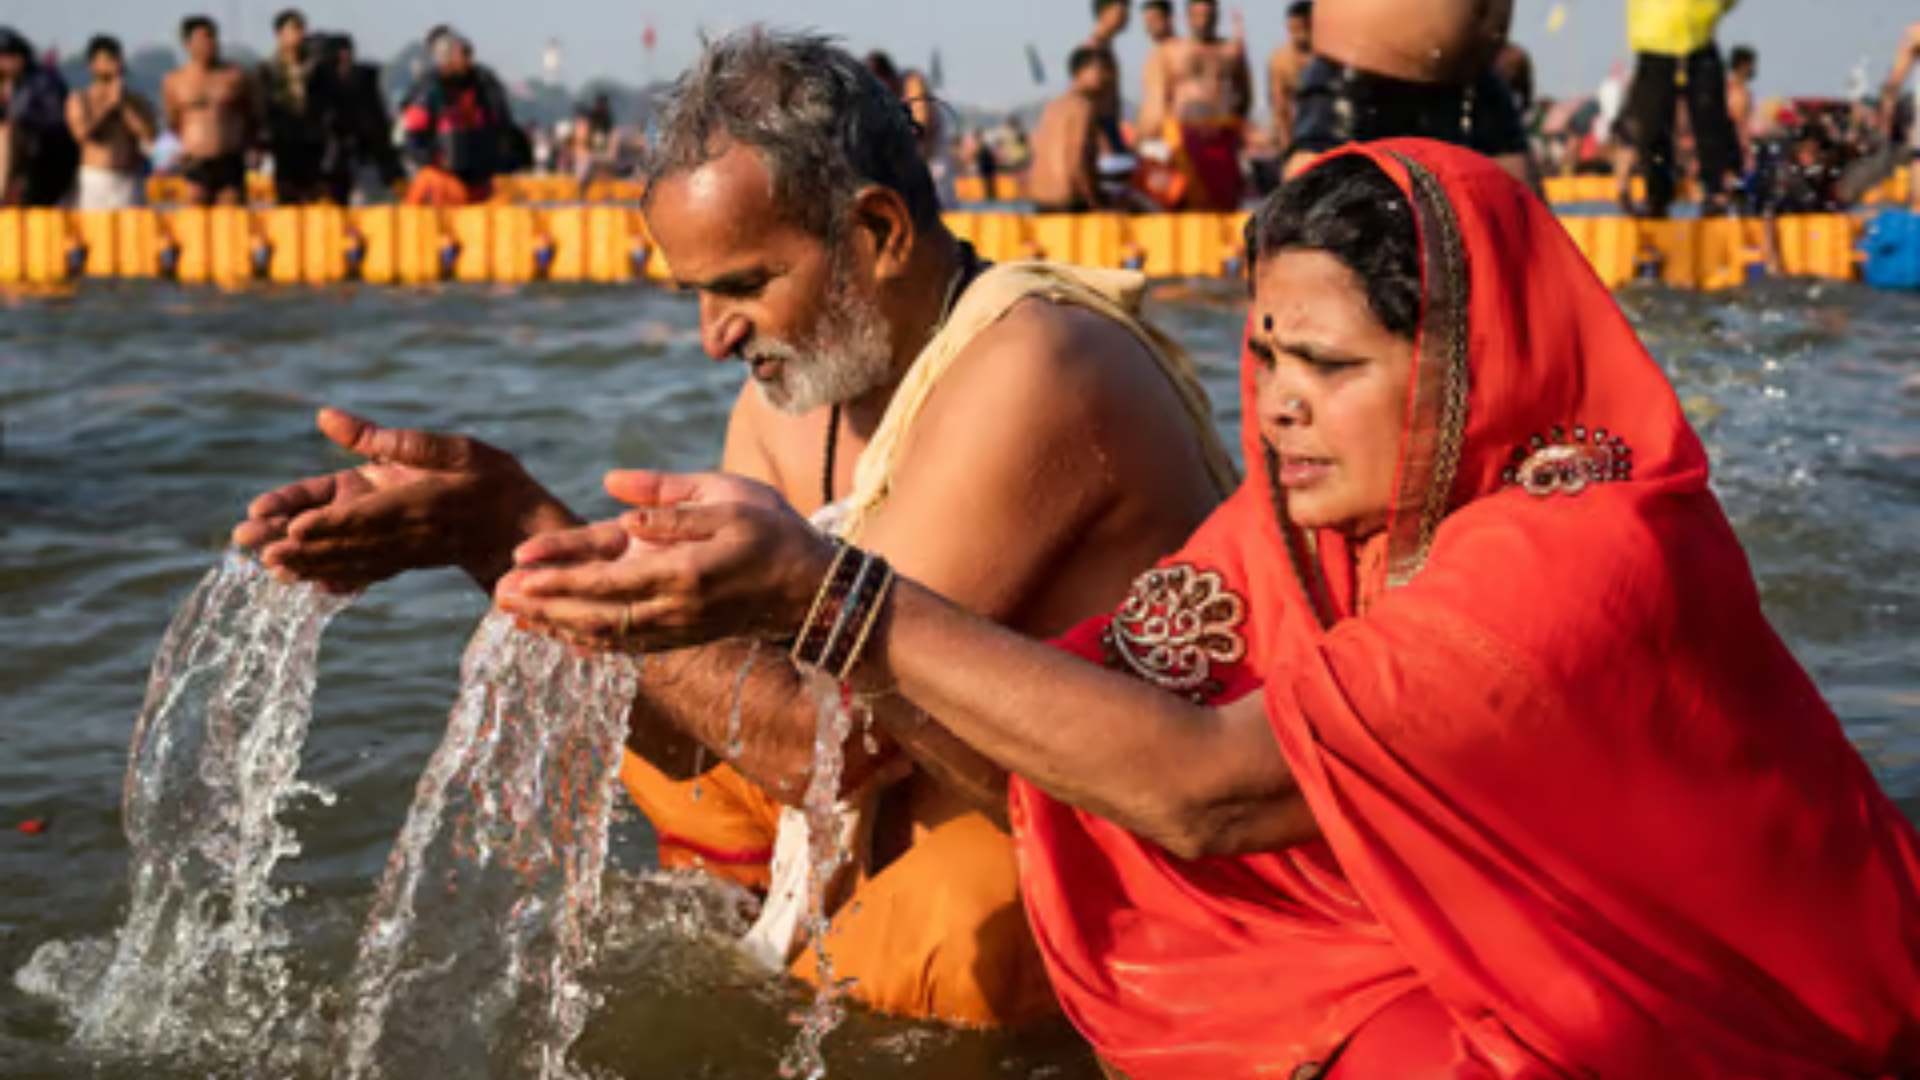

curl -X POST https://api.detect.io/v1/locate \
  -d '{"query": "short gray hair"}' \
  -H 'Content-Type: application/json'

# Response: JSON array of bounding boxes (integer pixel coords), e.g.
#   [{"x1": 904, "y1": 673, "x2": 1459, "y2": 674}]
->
[{"x1": 642, "y1": 27, "x2": 942, "y2": 241}]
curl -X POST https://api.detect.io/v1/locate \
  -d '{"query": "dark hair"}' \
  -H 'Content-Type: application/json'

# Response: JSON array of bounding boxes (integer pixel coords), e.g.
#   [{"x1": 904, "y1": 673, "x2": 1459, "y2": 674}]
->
[
  {"x1": 1287, "y1": 1, "x2": 1314, "y2": 19},
  {"x1": 1143, "y1": 0, "x2": 1172, "y2": 11},
  {"x1": 0, "y1": 28, "x2": 34, "y2": 61},
  {"x1": 864, "y1": 50, "x2": 899, "y2": 85},
  {"x1": 425, "y1": 24, "x2": 452, "y2": 48},
  {"x1": 181, "y1": 16, "x2": 217, "y2": 41},
  {"x1": 274, "y1": 9, "x2": 305, "y2": 32},
  {"x1": 1245, "y1": 154, "x2": 1422, "y2": 340},
  {"x1": 1093, "y1": 0, "x2": 1129, "y2": 14},
  {"x1": 645, "y1": 28, "x2": 942, "y2": 241},
  {"x1": 1070, "y1": 46, "x2": 1114, "y2": 76},
  {"x1": 87, "y1": 35, "x2": 123, "y2": 62},
  {"x1": 1730, "y1": 45, "x2": 1756, "y2": 70}
]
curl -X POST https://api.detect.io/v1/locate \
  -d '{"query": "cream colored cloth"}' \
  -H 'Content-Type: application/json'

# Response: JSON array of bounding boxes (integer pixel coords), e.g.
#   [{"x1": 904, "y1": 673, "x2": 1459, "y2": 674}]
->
[{"x1": 739, "y1": 260, "x2": 1239, "y2": 972}]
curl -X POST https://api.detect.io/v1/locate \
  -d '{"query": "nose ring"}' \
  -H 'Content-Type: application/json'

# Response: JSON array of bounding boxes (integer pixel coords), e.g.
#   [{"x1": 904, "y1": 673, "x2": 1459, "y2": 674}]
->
[{"x1": 1284, "y1": 397, "x2": 1305, "y2": 414}]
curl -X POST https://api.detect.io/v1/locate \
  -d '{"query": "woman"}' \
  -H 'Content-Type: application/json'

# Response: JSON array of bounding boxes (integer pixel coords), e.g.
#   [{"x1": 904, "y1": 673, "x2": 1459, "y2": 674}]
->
[{"x1": 498, "y1": 141, "x2": 1920, "y2": 1076}]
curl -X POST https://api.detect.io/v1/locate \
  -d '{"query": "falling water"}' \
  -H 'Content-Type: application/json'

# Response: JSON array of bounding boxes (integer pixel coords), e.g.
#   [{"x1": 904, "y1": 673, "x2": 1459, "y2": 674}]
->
[
  {"x1": 16, "y1": 552, "x2": 350, "y2": 1068},
  {"x1": 777, "y1": 673, "x2": 867, "y2": 1080},
  {"x1": 338, "y1": 611, "x2": 640, "y2": 1080}
]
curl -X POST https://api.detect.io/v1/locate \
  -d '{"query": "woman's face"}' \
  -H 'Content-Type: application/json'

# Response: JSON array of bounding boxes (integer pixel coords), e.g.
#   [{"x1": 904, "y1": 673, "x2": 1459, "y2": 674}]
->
[{"x1": 1251, "y1": 249, "x2": 1417, "y2": 540}]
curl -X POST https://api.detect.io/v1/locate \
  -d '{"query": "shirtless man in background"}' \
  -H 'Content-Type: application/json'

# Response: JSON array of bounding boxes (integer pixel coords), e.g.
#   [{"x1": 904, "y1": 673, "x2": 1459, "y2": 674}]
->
[
  {"x1": 1030, "y1": 47, "x2": 1115, "y2": 213},
  {"x1": 68, "y1": 36, "x2": 156, "y2": 210},
  {"x1": 1883, "y1": 24, "x2": 1920, "y2": 208},
  {"x1": 1267, "y1": 3, "x2": 1312, "y2": 153},
  {"x1": 1084, "y1": 0, "x2": 1131, "y2": 156},
  {"x1": 1725, "y1": 45, "x2": 1756, "y2": 172},
  {"x1": 163, "y1": 15, "x2": 260, "y2": 206},
  {"x1": 1140, "y1": 0, "x2": 1251, "y2": 135}
]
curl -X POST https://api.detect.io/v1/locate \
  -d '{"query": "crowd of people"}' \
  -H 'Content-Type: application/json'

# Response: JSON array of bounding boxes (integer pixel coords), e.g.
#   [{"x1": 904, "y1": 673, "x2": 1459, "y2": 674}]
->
[
  {"x1": 224, "y1": 3, "x2": 1920, "y2": 1074},
  {"x1": 7, "y1": 2, "x2": 1920, "y2": 220},
  {"x1": 0, "y1": 12, "x2": 648, "y2": 211}
]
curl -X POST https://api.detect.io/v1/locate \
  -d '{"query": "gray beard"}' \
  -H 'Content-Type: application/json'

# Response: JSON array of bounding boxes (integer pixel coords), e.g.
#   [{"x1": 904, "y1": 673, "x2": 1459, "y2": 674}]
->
[{"x1": 747, "y1": 277, "x2": 896, "y2": 417}]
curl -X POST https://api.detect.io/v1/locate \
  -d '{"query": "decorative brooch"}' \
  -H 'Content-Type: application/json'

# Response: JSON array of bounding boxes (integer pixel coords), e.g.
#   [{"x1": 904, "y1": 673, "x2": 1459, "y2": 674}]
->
[
  {"x1": 1102, "y1": 565, "x2": 1247, "y2": 701},
  {"x1": 1503, "y1": 425, "x2": 1634, "y2": 497}
]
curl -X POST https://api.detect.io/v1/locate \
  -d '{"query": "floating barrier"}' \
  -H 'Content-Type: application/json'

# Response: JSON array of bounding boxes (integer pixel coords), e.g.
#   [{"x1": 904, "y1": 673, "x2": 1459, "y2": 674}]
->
[
  {"x1": 127, "y1": 169, "x2": 1916, "y2": 212},
  {"x1": 0, "y1": 205, "x2": 1865, "y2": 289}
]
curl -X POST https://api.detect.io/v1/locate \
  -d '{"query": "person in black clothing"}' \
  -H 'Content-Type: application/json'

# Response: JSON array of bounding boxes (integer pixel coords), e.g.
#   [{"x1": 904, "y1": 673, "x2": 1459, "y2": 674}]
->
[
  {"x1": 259, "y1": 9, "x2": 342, "y2": 204},
  {"x1": 319, "y1": 33, "x2": 400, "y2": 204},
  {"x1": 401, "y1": 31, "x2": 523, "y2": 203},
  {"x1": 0, "y1": 27, "x2": 79, "y2": 207}
]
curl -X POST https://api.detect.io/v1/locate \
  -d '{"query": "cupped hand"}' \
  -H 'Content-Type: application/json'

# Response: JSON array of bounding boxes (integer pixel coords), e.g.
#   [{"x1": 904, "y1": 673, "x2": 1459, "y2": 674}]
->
[
  {"x1": 496, "y1": 470, "x2": 835, "y2": 655},
  {"x1": 231, "y1": 407, "x2": 558, "y2": 592}
]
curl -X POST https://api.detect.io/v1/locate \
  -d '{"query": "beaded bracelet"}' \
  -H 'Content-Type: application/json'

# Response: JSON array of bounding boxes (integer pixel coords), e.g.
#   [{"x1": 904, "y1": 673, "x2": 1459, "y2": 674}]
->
[{"x1": 790, "y1": 540, "x2": 896, "y2": 682}]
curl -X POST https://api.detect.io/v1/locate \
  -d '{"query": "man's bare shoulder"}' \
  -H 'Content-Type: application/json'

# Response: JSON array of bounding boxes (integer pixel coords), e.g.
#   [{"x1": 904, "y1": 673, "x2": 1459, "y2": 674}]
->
[{"x1": 919, "y1": 295, "x2": 1192, "y2": 453}]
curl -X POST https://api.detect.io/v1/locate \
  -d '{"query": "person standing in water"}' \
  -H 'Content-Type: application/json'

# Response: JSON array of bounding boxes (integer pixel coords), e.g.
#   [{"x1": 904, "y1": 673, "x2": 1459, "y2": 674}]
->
[
  {"x1": 1267, "y1": 2, "x2": 1313, "y2": 157},
  {"x1": 67, "y1": 35, "x2": 156, "y2": 211},
  {"x1": 162, "y1": 15, "x2": 260, "y2": 207},
  {"x1": 1030, "y1": 47, "x2": 1117, "y2": 213},
  {"x1": 257, "y1": 9, "x2": 339, "y2": 206},
  {"x1": 234, "y1": 27, "x2": 1234, "y2": 1029},
  {"x1": 0, "y1": 28, "x2": 79, "y2": 208},
  {"x1": 1138, "y1": 0, "x2": 1252, "y2": 210},
  {"x1": 1085, "y1": 0, "x2": 1133, "y2": 156},
  {"x1": 1621, "y1": 0, "x2": 1741, "y2": 216},
  {"x1": 1878, "y1": 23, "x2": 1920, "y2": 209},
  {"x1": 1725, "y1": 44, "x2": 1757, "y2": 172}
]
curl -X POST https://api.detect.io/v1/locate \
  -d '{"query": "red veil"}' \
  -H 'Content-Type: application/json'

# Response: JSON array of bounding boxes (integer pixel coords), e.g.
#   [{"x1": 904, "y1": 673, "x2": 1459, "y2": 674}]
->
[{"x1": 1009, "y1": 141, "x2": 1920, "y2": 1078}]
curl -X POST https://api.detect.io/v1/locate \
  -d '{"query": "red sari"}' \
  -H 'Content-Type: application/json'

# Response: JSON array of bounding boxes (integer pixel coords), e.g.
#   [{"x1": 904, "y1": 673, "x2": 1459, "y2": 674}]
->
[{"x1": 1009, "y1": 140, "x2": 1920, "y2": 1078}]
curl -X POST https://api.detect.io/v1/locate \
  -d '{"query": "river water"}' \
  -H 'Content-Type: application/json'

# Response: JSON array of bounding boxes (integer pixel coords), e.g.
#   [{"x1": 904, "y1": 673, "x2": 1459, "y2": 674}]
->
[{"x1": 1, "y1": 277, "x2": 1916, "y2": 1078}]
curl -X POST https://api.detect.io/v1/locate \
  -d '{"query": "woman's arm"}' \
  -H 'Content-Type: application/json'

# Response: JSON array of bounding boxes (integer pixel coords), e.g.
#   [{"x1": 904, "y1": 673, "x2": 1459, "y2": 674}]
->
[{"x1": 854, "y1": 578, "x2": 1318, "y2": 859}]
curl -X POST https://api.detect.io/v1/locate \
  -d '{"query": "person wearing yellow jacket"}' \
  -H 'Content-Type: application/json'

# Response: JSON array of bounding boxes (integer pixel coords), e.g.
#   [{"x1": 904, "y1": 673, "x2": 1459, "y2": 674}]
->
[{"x1": 1623, "y1": 0, "x2": 1741, "y2": 217}]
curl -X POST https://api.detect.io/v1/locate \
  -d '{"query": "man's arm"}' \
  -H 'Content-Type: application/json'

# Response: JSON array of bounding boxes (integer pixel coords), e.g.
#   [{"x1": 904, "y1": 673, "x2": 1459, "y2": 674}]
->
[
  {"x1": 161, "y1": 74, "x2": 182, "y2": 137},
  {"x1": 1884, "y1": 28, "x2": 1918, "y2": 133},
  {"x1": 618, "y1": 304, "x2": 1192, "y2": 815},
  {"x1": 1139, "y1": 45, "x2": 1170, "y2": 138},
  {"x1": 1230, "y1": 46, "x2": 1255, "y2": 122},
  {"x1": 1269, "y1": 51, "x2": 1296, "y2": 150},
  {"x1": 123, "y1": 92, "x2": 157, "y2": 145},
  {"x1": 65, "y1": 91, "x2": 96, "y2": 144}
]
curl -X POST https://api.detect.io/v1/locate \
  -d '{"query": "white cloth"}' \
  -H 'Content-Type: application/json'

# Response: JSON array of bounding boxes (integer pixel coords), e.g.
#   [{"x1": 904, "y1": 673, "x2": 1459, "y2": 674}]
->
[
  {"x1": 737, "y1": 498, "x2": 882, "y2": 973},
  {"x1": 77, "y1": 167, "x2": 143, "y2": 211}
]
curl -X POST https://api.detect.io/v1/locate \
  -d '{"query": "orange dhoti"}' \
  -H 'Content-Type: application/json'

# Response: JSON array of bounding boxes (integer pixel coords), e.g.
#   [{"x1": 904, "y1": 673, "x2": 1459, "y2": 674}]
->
[{"x1": 619, "y1": 750, "x2": 1056, "y2": 1026}]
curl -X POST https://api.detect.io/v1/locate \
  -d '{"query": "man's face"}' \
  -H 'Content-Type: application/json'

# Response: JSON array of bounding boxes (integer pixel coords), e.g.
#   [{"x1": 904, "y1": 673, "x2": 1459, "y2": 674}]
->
[
  {"x1": 446, "y1": 43, "x2": 474, "y2": 77},
  {"x1": 0, "y1": 53, "x2": 24, "y2": 84},
  {"x1": 277, "y1": 18, "x2": 305, "y2": 57},
  {"x1": 1288, "y1": 14, "x2": 1312, "y2": 51},
  {"x1": 1143, "y1": 5, "x2": 1172, "y2": 41},
  {"x1": 90, "y1": 52, "x2": 122, "y2": 84},
  {"x1": 647, "y1": 145, "x2": 897, "y2": 416},
  {"x1": 1737, "y1": 58, "x2": 1757, "y2": 82},
  {"x1": 1189, "y1": 1, "x2": 1219, "y2": 39},
  {"x1": 187, "y1": 27, "x2": 218, "y2": 65}
]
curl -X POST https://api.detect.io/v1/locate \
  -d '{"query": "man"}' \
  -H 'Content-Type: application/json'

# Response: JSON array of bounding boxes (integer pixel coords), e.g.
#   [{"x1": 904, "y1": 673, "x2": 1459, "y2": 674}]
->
[
  {"x1": 1140, "y1": 0, "x2": 1251, "y2": 136},
  {"x1": 321, "y1": 33, "x2": 401, "y2": 205},
  {"x1": 1725, "y1": 45, "x2": 1756, "y2": 171},
  {"x1": 162, "y1": 16, "x2": 259, "y2": 207},
  {"x1": 234, "y1": 27, "x2": 1234, "y2": 1027},
  {"x1": 1085, "y1": 0, "x2": 1131, "y2": 156},
  {"x1": 1140, "y1": 0, "x2": 1177, "y2": 46},
  {"x1": 400, "y1": 31, "x2": 519, "y2": 205},
  {"x1": 1030, "y1": 47, "x2": 1115, "y2": 213},
  {"x1": 0, "y1": 27, "x2": 79, "y2": 207},
  {"x1": 1267, "y1": 2, "x2": 1313, "y2": 155},
  {"x1": 1622, "y1": 0, "x2": 1740, "y2": 216},
  {"x1": 1880, "y1": 26, "x2": 1920, "y2": 210},
  {"x1": 257, "y1": 9, "x2": 338, "y2": 205},
  {"x1": 66, "y1": 35, "x2": 156, "y2": 211},
  {"x1": 1137, "y1": 0, "x2": 1252, "y2": 210},
  {"x1": 1284, "y1": 0, "x2": 1536, "y2": 188}
]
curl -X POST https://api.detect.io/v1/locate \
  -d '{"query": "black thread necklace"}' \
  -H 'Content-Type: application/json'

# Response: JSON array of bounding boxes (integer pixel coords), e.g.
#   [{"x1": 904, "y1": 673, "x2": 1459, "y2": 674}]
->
[{"x1": 821, "y1": 243, "x2": 984, "y2": 505}]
